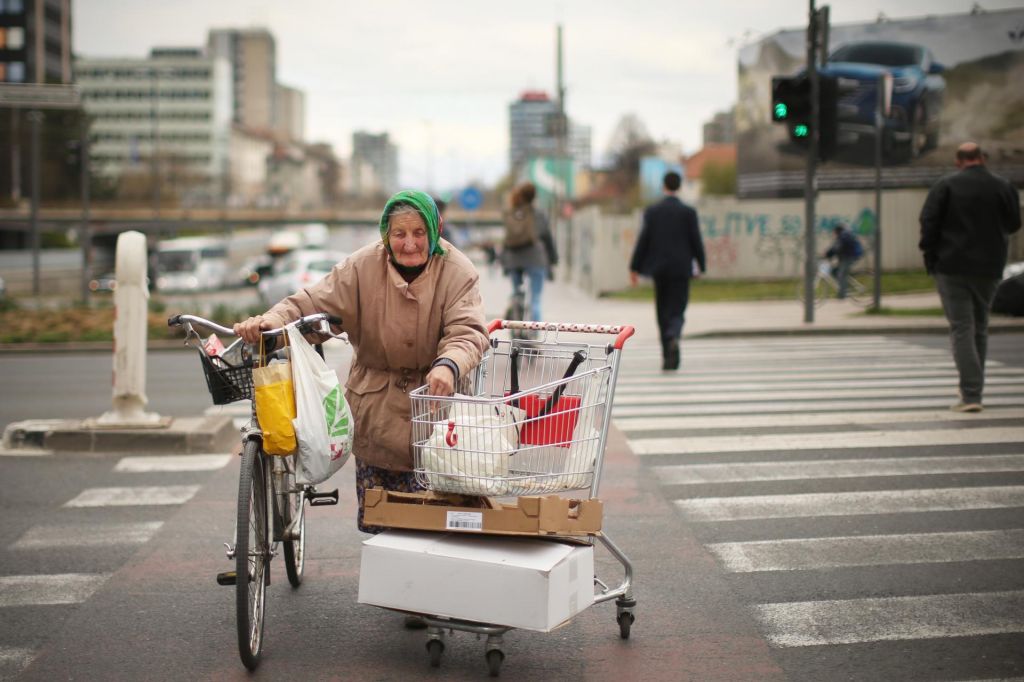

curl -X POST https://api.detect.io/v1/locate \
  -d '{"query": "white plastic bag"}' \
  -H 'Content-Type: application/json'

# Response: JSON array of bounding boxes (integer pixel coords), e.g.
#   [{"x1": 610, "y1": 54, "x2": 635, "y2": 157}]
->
[
  {"x1": 419, "y1": 399, "x2": 519, "y2": 495},
  {"x1": 287, "y1": 325, "x2": 353, "y2": 484}
]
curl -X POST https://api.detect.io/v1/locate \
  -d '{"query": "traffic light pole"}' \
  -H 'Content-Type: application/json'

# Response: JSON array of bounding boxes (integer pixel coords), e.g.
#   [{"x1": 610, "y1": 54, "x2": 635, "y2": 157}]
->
[{"x1": 803, "y1": 0, "x2": 819, "y2": 324}]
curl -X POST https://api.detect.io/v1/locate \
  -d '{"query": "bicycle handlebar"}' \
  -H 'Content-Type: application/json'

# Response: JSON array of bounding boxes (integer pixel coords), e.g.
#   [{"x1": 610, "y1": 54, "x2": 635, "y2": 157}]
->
[{"x1": 168, "y1": 312, "x2": 342, "y2": 338}]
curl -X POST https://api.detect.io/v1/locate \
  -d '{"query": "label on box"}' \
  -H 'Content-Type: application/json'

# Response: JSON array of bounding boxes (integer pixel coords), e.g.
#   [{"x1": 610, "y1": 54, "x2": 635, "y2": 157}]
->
[{"x1": 446, "y1": 511, "x2": 483, "y2": 531}]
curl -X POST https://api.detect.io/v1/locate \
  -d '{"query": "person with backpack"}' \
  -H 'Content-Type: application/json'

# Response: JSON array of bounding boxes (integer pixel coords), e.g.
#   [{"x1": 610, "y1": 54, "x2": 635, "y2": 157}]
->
[
  {"x1": 501, "y1": 181, "x2": 558, "y2": 321},
  {"x1": 824, "y1": 222, "x2": 864, "y2": 299}
]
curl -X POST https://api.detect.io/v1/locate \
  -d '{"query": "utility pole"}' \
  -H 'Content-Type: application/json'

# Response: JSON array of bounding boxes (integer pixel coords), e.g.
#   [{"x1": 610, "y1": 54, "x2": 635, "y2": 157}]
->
[
  {"x1": 79, "y1": 115, "x2": 92, "y2": 303},
  {"x1": 28, "y1": 109, "x2": 42, "y2": 297},
  {"x1": 802, "y1": 0, "x2": 820, "y2": 323},
  {"x1": 556, "y1": 24, "x2": 568, "y2": 202}
]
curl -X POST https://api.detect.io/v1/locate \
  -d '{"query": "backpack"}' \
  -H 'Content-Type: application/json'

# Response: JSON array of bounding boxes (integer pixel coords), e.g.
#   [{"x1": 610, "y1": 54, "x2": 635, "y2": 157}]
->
[
  {"x1": 503, "y1": 207, "x2": 537, "y2": 250},
  {"x1": 851, "y1": 235, "x2": 864, "y2": 259}
]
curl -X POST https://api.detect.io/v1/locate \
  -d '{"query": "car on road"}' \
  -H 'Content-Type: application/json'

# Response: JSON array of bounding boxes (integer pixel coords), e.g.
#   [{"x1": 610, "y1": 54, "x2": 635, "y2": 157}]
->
[
  {"x1": 233, "y1": 255, "x2": 275, "y2": 288},
  {"x1": 258, "y1": 249, "x2": 347, "y2": 306},
  {"x1": 88, "y1": 272, "x2": 118, "y2": 293},
  {"x1": 817, "y1": 40, "x2": 946, "y2": 162}
]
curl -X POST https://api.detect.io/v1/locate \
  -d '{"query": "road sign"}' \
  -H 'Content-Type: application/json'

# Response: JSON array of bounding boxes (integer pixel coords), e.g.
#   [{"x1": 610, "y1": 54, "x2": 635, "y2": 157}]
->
[{"x1": 458, "y1": 186, "x2": 482, "y2": 211}]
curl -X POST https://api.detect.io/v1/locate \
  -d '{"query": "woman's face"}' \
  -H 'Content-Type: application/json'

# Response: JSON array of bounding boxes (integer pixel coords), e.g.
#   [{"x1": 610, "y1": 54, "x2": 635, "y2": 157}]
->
[{"x1": 388, "y1": 211, "x2": 429, "y2": 267}]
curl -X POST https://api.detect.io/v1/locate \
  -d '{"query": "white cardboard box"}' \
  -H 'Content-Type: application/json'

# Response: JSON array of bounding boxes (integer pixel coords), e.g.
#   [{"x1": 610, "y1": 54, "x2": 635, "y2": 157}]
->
[{"x1": 358, "y1": 530, "x2": 594, "y2": 632}]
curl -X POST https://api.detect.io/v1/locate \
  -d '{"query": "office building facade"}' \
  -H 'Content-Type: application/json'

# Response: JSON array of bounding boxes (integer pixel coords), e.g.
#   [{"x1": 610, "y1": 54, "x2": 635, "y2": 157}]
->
[
  {"x1": 508, "y1": 90, "x2": 591, "y2": 174},
  {"x1": 207, "y1": 28, "x2": 276, "y2": 131},
  {"x1": 76, "y1": 48, "x2": 232, "y2": 196},
  {"x1": 0, "y1": 0, "x2": 72, "y2": 84},
  {"x1": 351, "y1": 130, "x2": 398, "y2": 196}
]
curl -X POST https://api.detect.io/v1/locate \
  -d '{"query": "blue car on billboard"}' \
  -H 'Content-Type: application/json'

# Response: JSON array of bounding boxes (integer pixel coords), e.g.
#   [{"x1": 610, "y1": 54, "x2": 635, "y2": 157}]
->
[{"x1": 792, "y1": 41, "x2": 946, "y2": 163}]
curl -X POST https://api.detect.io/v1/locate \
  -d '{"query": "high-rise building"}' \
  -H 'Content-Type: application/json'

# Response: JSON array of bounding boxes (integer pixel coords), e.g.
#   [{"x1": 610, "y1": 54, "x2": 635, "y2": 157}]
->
[
  {"x1": 207, "y1": 28, "x2": 276, "y2": 131},
  {"x1": 0, "y1": 0, "x2": 72, "y2": 85},
  {"x1": 76, "y1": 48, "x2": 233, "y2": 198},
  {"x1": 274, "y1": 82, "x2": 304, "y2": 142},
  {"x1": 508, "y1": 90, "x2": 591, "y2": 174},
  {"x1": 351, "y1": 131, "x2": 398, "y2": 196}
]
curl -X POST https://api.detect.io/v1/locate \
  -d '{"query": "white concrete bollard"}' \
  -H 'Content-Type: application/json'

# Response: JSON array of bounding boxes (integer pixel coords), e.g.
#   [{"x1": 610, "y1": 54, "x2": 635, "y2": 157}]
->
[{"x1": 97, "y1": 230, "x2": 162, "y2": 425}]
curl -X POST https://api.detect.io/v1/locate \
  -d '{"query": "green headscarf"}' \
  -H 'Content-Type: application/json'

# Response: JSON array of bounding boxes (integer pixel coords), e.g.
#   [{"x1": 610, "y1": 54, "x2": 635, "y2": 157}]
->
[{"x1": 378, "y1": 189, "x2": 446, "y2": 261}]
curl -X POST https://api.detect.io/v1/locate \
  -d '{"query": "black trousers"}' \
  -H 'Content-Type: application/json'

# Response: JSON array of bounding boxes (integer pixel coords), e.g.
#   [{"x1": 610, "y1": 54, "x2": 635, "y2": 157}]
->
[{"x1": 653, "y1": 274, "x2": 691, "y2": 344}]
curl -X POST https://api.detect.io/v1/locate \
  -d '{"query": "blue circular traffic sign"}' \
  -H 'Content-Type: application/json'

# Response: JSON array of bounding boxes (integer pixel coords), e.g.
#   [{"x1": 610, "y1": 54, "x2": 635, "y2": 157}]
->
[{"x1": 459, "y1": 186, "x2": 483, "y2": 211}]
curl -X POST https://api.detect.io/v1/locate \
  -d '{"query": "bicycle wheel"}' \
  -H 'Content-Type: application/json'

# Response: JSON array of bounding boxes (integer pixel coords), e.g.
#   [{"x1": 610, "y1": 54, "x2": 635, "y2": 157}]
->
[
  {"x1": 797, "y1": 276, "x2": 830, "y2": 308},
  {"x1": 847, "y1": 271, "x2": 873, "y2": 306},
  {"x1": 236, "y1": 440, "x2": 269, "y2": 671},
  {"x1": 281, "y1": 468, "x2": 305, "y2": 588}
]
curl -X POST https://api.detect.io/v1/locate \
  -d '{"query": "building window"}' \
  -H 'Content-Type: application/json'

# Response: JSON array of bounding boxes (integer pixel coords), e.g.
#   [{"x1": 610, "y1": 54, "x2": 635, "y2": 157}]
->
[
  {"x1": 7, "y1": 0, "x2": 24, "y2": 12},
  {"x1": 8, "y1": 60, "x2": 24, "y2": 82},
  {"x1": 6, "y1": 26, "x2": 22, "y2": 49}
]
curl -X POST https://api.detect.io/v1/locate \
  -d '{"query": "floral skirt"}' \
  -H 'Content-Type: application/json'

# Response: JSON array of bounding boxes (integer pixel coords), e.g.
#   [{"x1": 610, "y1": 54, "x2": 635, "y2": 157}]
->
[{"x1": 354, "y1": 458, "x2": 424, "y2": 533}]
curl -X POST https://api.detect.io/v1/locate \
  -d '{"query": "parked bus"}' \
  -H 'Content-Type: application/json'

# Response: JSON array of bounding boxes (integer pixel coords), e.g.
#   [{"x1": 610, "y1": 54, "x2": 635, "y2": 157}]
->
[{"x1": 154, "y1": 236, "x2": 230, "y2": 292}]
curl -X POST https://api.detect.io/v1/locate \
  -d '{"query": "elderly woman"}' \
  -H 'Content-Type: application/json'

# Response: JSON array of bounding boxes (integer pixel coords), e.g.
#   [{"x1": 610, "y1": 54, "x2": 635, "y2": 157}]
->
[{"x1": 234, "y1": 190, "x2": 489, "y2": 533}]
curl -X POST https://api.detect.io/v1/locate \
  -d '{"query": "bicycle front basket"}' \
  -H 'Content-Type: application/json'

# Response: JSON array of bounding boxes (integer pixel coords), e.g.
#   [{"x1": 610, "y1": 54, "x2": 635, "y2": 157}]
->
[{"x1": 199, "y1": 351, "x2": 253, "y2": 405}]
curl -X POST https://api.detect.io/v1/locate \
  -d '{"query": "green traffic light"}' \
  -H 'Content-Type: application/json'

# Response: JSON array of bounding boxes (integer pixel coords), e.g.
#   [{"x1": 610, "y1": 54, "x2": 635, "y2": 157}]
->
[
  {"x1": 774, "y1": 103, "x2": 788, "y2": 120},
  {"x1": 793, "y1": 124, "x2": 809, "y2": 138}
]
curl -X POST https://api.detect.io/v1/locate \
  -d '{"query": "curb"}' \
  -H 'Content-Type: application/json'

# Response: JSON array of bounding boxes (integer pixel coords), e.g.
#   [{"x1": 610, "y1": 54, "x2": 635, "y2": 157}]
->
[{"x1": 2, "y1": 415, "x2": 237, "y2": 454}]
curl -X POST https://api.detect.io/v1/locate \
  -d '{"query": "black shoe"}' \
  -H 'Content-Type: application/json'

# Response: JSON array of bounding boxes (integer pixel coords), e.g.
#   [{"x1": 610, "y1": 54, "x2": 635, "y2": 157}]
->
[{"x1": 662, "y1": 339, "x2": 680, "y2": 371}]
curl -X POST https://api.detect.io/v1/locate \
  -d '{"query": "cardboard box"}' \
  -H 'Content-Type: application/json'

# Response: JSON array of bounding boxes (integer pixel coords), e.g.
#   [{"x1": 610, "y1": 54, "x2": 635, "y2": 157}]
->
[
  {"x1": 362, "y1": 488, "x2": 602, "y2": 537},
  {"x1": 358, "y1": 530, "x2": 594, "y2": 632}
]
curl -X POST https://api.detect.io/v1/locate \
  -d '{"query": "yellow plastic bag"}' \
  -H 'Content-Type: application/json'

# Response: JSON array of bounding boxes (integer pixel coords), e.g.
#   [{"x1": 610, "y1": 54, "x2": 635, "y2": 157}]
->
[{"x1": 253, "y1": 335, "x2": 296, "y2": 455}]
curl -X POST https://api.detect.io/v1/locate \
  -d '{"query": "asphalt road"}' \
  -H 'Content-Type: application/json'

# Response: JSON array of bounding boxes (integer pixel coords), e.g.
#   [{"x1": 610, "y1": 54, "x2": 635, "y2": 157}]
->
[{"x1": 1, "y1": 332, "x2": 1022, "y2": 679}]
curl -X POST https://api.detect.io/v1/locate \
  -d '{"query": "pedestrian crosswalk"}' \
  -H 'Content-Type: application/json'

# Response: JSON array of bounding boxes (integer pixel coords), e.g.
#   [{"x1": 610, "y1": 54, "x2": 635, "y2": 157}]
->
[
  {"x1": 0, "y1": 452, "x2": 233, "y2": 678},
  {"x1": 616, "y1": 334, "x2": 1024, "y2": 674}
]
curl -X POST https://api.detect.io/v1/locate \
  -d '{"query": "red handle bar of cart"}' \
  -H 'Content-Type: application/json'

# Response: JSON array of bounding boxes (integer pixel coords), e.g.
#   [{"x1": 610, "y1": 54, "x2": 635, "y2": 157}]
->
[{"x1": 487, "y1": 319, "x2": 635, "y2": 350}]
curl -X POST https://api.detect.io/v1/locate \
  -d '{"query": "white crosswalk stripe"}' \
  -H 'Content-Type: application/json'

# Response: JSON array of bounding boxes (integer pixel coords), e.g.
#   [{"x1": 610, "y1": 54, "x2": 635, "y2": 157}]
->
[
  {"x1": 708, "y1": 529, "x2": 1024, "y2": 572},
  {"x1": 0, "y1": 646, "x2": 36, "y2": 678},
  {"x1": 114, "y1": 454, "x2": 231, "y2": 472},
  {"x1": 617, "y1": 335, "x2": 1024, "y2": 659},
  {"x1": 654, "y1": 453, "x2": 1024, "y2": 485},
  {"x1": 11, "y1": 521, "x2": 164, "y2": 550},
  {"x1": 754, "y1": 590, "x2": 1024, "y2": 647},
  {"x1": 0, "y1": 573, "x2": 110, "y2": 607},
  {"x1": 63, "y1": 485, "x2": 201, "y2": 508}
]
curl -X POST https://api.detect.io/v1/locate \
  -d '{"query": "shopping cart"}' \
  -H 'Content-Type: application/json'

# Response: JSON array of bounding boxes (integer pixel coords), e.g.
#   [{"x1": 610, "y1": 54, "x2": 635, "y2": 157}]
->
[{"x1": 403, "y1": 319, "x2": 637, "y2": 676}]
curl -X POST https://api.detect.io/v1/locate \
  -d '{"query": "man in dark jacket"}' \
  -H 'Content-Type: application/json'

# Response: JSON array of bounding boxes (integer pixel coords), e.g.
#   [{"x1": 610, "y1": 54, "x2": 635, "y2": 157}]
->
[
  {"x1": 919, "y1": 142, "x2": 1021, "y2": 412},
  {"x1": 824, "y1": 222, "x2": 864, "y2": 299},
  {"x1": 629, "y1": 171, "x2": 706, "y2": 370}
]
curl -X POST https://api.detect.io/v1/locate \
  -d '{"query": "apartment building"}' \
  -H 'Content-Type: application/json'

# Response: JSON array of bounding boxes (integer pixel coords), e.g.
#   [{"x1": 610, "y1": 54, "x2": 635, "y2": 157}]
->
[{"x1": 76, "y1": 48, "x2": 232, "y2": 198}]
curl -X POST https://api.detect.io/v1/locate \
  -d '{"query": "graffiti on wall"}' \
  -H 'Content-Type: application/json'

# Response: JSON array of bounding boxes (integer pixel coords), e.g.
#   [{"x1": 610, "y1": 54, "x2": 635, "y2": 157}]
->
[{"x1": 699, "y1": 208, "x2": 878, "y2": 276}]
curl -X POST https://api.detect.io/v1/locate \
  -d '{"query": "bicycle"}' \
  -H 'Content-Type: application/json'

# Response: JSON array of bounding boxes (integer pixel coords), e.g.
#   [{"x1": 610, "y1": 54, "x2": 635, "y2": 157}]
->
[
  {"x1": 504, "y1": 274, "x2": 529, "y2": 340},
  {"x1": 798, "y1": 258, "x2": 873, "y2": 307},
  {"x1": 168, "y1": 312, "x2": 344, "y2": 671}
]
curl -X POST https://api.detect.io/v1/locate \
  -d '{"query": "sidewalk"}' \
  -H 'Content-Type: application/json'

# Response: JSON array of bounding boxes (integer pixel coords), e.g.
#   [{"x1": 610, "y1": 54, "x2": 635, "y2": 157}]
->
[{"x1": 476, "y1": 265, "x2": 1024, "y2": 341}]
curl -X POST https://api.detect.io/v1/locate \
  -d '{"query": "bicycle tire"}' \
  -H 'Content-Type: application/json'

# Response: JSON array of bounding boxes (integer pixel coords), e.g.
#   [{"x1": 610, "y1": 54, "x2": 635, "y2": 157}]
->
[
  {"x1": 281, "y1": 470, "x2": 305, "y2": 588},
  {"x1": 797, "y1": 277, "x2": 831, "y2": 308},
  {"x1": 236, "y1": 440, "x2": 269, "y2": 671},
  {"x1": 846, "y1": 271, "x2": 873, "y2": 306}
]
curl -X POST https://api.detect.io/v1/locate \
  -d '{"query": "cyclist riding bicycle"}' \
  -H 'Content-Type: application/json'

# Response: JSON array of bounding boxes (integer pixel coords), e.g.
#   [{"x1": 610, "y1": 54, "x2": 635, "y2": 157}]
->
[
  {"x1": 234, "y1": 190, "x2": 489, "y2": 541},
  {"x1": 824, "y1": 222, "x2": 864, "y2": 299},
  {"x1": 500, "y1": 182, "x2": 558, "y2": 322}
]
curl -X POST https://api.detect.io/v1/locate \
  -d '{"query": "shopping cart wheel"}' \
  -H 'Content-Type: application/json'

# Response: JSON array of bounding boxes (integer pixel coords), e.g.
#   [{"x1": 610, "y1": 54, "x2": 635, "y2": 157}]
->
[
  {"x1": 617, "y1": 611, "x2": 635, "y2": 639},
  {"x1": 485, "y1": 649, "x2": 504, "y2": 677},
  {"x1": 426, "y1": 639, "x2": 444, "y2": 667}
]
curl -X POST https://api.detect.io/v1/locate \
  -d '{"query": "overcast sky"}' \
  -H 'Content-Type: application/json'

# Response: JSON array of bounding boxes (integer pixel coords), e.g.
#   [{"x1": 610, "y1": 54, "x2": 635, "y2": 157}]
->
[{"x1": 74, "y1": 0, "x2": 1022, "y2": 192}]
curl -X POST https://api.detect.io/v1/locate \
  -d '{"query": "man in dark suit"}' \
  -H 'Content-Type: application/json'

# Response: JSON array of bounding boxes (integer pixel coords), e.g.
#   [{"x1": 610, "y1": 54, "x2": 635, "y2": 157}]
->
[
  {"x1": 919, "y1": 142, "x2": 1021, "y2": 412},
  {"x1": 629, "y1": 171, "x2": 707, "y2": 370}
]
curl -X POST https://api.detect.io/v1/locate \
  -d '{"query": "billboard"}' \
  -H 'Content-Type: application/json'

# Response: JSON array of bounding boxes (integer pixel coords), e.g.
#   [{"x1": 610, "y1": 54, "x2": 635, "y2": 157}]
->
[{"x1": 736, "y1": 8, "x2": 1024, "y2": 197}]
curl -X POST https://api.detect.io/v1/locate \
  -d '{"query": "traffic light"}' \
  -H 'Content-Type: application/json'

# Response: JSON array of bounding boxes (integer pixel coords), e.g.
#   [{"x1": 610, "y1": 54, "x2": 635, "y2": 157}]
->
[{"x1": 771, "y1": 75, "x2": 812, "y2": 138}]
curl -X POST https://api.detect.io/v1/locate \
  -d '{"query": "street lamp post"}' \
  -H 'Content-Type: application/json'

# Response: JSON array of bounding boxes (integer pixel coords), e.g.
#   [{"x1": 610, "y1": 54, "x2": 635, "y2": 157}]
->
[{"x1": 28, "y1": 109, "x2": 43, "y2": 297}]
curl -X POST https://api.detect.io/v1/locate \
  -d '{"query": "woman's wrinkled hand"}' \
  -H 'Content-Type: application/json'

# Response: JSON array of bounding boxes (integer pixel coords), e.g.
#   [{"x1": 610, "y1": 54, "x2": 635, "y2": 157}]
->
[
  {"x1": 233, "y1": 315, "x2": 270, "y2": 345},
  {"x1": 425, "y1": 364, "x2": 455, "y2": 397}
]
